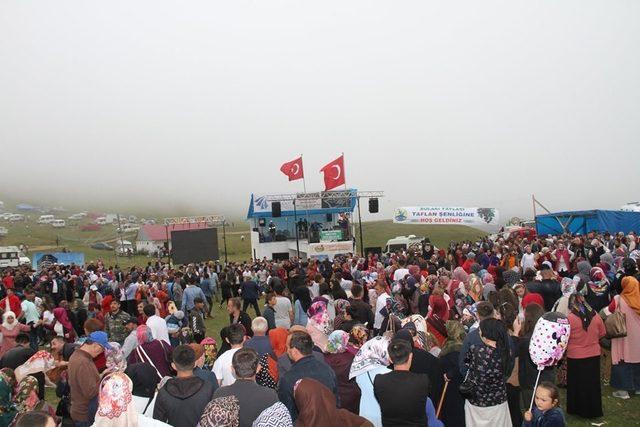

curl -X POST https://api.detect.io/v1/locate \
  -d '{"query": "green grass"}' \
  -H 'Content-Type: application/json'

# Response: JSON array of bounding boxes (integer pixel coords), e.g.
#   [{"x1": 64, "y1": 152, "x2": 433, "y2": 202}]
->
[{"x1": 355, "y1": 220, "x2": 487, "y2": 250}]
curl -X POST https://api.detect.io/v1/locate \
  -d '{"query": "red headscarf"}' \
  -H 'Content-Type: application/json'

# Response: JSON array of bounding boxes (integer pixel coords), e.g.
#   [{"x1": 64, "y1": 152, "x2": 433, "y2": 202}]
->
[
  {"x1": 521, "y1": 292, "x2": 544, "y2": 309},
  {"x1": 53, "y1": 307, "x2": 74, "y2": 331}
]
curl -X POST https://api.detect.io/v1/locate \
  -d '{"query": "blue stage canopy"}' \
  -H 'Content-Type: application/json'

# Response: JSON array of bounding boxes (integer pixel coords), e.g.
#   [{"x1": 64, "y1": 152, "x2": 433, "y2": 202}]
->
[{"x1": 535, "y1": 210, "x2": 640, "y2": 235}]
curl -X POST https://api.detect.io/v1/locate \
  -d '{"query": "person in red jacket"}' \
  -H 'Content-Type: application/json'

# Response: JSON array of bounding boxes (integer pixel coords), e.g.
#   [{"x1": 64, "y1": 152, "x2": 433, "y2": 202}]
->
[
  {"x1": 461, "y1": 252, "x2": 476, "y2": 274},
  {"x1": 0, "y1": 288, "x2": 22, "y2": 318}
]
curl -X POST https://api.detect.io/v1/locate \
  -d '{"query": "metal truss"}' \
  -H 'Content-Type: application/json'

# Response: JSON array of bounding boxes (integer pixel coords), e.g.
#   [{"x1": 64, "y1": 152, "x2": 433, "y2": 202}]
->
[
  {"x1": 264, "y1": 190, "x2": 384, "y2": 202},
  {"x1": 163, "y1": 215, "x2": 226, "y2": 226}
]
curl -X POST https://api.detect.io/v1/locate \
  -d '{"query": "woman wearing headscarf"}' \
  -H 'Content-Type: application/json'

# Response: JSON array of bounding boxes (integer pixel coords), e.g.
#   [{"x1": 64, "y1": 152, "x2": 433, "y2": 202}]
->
[
  {"x1": 348, "y1": 336, "x2": 390, "y2": 427},
  {"x1": 324, "y1": 330, "x2": 361, "y2": 414},
  {"x1": 585, "y1": 266, "x2": 611, "y2": 311},
  {"x1": 438, "y1": 321, "x2": 466, "y2": 427},
  {"x1": 93, "y1": 372, "x2": 170, "y2": 426},
  {"x1": 194, "y1": 337, "x2": 217, "y2": 372},
  {"x1": 348, "y1": 324, "x2": 369, "y2": 352},
  {"x1": 266, "y1": 327, "x2": 289, "y2": 382},
  {"x1": 552, "y1": 277, "x2": 578, "y2": 315},
  {"x1": 401, "y1": 314, "x2": 428, "y2": 350},
  {"x1": 0, "y1": 370, "x2": 16, "y2": 426},
  {"x1": 13, "y1": 375, "x2": 57, "y2": 421},
  {"x1": 306, "y1": 301, "x2": 331, "y2": 352},
  {"x1": 518, "y1": 302, "x2": 553, "y2": 407},
  {"x1": 294, "y1": 378, "x2": 373, "y2": 427},
  {"x1": 127, "y1": 325, "x2": 173, "y2": 378},
  {"x1": 253, "y1": 401, "x2": 293, "y2": 427},
  {"x1": 46, "y1": 307, "x2": 76, "y2": 342},
  {"x1": 427, "y1": 292, "x2": 449, "y2": 347},
  {"x1": 463, "y1": 318, "x2": 512, "y2": 427},
  {"x1": 199, "y1": 395, "x2": 239, "y2": 427},
  {"x1": 608, "y1": 275, "x2": 640, "y2": 399},
  {"x1": 565, "y1": 293, "x2": 605, "y2": 418},
  {"x1": 0, "y1": 312, "x2": 31, "y2": 357},
  {"x1": 333, "y1": 299, "x2": 351, "y2": 331}
]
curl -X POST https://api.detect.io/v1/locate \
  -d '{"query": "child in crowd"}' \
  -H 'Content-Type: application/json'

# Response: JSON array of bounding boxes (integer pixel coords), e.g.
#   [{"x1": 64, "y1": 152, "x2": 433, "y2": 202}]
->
[{"x1": 523, "y1": 382, "x2": 566, "y2": 427}]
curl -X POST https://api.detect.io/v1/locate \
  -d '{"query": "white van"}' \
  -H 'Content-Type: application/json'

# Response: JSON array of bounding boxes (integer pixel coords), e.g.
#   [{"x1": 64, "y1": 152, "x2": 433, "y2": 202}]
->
[
  {"x1": 0, "y1": 246, "x2": 20, "y2": 268},
  {"x1": 37, "y1": 215, "x2": 55, "y2": 224},
  {"x1": 8, "y1": 214, "x2": 25, "y2": 222},
  {"x1": 52, "y1": 219, "x2": 66, "y2": 228},
  {"x1": 384, "y1": 235, "x2": 426, "y2": 254},
  {"x1": 95, "y1": 217, "x2": 108, "y2": 225}
]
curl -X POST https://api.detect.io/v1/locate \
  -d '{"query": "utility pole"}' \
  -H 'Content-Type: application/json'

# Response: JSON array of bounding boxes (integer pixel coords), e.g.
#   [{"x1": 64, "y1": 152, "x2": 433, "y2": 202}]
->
[
  {"x1": 116, "y1": 214, "x2": 126, "y2": 259},
  {"x1": 356, "y1": 197, "x2": 364, "y2": 256},
  {"x1": 222, "y1": 220, "x2": 228, "y2": 264}
]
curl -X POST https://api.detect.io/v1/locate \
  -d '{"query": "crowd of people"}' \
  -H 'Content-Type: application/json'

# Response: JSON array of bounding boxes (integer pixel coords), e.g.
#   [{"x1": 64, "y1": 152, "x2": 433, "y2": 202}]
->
[{"x1": 0, "y1": 229, "x2": 639, "y2": 427}]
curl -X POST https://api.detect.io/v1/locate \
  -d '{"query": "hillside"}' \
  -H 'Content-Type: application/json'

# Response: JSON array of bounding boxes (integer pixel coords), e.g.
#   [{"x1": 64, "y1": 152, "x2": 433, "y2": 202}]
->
[{"x1": 355, "y1": 220, "x2": 486, "y2": 250}]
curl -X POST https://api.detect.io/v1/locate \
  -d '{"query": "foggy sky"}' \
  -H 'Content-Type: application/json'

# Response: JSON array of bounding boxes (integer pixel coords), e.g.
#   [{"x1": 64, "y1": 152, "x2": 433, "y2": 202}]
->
[{"x1": 1, "y1": 1, "x2": 639, "y2": 222}]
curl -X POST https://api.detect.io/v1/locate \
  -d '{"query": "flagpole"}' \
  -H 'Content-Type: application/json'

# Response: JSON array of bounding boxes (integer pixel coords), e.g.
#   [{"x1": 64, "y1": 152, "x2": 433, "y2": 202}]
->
[
  {"x1": 300, "y1": 154, "x2": 311, "y2": 246},
  {"x1": 342, "y1": 152, "x2": 347, "y2": 191},
  {"x1": 301, "y1": 154, "x2": 307, "y2": 193}
]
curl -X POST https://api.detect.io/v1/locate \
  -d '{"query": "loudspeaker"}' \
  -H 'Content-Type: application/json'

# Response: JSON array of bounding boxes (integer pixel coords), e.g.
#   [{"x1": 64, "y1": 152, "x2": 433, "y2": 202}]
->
[
  {"x1": 258, "y1": 218, "x2": 266, "y2": 227},
  {"x1": 272, "y1": 202, "x2": 281, "y2": 217},
  {"x1": 369, "y1": 198, "x2": 379, "y2": 213},
  {"x1": 326, "y1": 213, "x2": 333, "y2": 222}
]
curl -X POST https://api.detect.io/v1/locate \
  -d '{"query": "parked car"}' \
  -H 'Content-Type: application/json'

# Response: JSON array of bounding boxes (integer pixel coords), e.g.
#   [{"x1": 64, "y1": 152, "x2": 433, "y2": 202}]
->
[
  {"x1": 37, "y1": 215, "x2": 55, "y2": 224},
  {"x1": 95, "y1": 217, "x2": 108, "y2": 225},
  {"x1": 91, "y1": 242, "x2": 114, "y2": 250},
  {"x1": 0, "y1": 227, "x2": 7, "y2": 237},
  {"x1": 0, "y1": 213, "x2": 11, "y2": 221},
  {"x1": 68, "y1": 213, "x2": 85, "y2": 220},
  {"x1": 80, "y1": 224, "x2": 101, "y2": 232},
  {"x1": 117, "y1": 224, "x2": 140, "y2": 233},
  {"x1": 8, "y1": 214, "x2": 25, "y2": 222},
  {"x1": 51, "y1": 219, "x2": 66, "y2": 228}
]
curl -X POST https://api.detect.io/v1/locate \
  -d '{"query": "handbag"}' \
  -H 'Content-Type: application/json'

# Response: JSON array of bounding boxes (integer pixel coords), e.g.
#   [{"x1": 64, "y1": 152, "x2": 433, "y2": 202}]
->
[
  {"x1": 605, "y1": 296, "x2": 627, "y2": 339},
  {"x1": 458, "y1": 368, "x2": 475, "y2": 399}
]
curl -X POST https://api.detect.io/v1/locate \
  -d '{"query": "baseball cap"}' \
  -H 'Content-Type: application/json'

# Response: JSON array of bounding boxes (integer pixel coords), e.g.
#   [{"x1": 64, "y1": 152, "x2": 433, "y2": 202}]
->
[{"x1": 86, "y1": 331, "x2": 112, "y2": 350}]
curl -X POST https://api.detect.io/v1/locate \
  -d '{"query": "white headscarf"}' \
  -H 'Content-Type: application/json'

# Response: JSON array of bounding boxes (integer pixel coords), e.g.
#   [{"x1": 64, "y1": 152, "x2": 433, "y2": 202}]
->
[{"x1": 2, "y1": 311, "x2": 17, "y2": 331}]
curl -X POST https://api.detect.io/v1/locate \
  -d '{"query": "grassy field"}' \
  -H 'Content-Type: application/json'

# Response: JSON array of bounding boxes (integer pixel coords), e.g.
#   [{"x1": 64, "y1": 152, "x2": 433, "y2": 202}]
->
[{"x1": 1, "y1": 216, "x2": 488, "y2": 267}]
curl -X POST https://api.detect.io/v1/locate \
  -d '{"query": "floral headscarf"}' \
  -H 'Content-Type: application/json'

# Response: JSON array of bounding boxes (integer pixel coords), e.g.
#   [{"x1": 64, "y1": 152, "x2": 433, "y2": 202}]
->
[
  {"x1": 94, "y1": 372, "x2": 137, "y2": 427},
  {"x1": 467, "y1": 274, "x2": 483, "y2": 302},
  {"x1": 349, "y1": 336, "x2": 391, "y2": 379},
  {"x1": 560, "y1": 277, "x2": 578, "y2": 297},
  {"x1": 326, "y1": 330, "x2": 350, "y2": 354},
  {"x1": 105, "y1": 342, "x2": 127, "y2": 373},
  {"x1": 588, "y1": 267, "x2": 610, "y2": 297},
  {"x1": 333, "y1": 299, "x2": 351, "y2": 330},
  {"x1": 200, "y1": 337, "x2": 218, "y2": 370},
  {"x1": 14, "y1": 376, "x2": 39, "y2": 413},
  {"x1": 401, "y1": 314, "x2": 428, "y2": 350},
  {"x1": 136, "y1": 325, "x2": 154, "y2": 345},
  {"x1": 349, "y1": 324, "x2": 369, "y2": 348},
  {"x1": 14, "y1": 351, "x2": 56, "y2": 383},
  {"x1": 200, "y1": 396, "x2": 240, "y2": 427},
  {"x1": 307, "y1": 301, "x2": 331, "y2": 334}
]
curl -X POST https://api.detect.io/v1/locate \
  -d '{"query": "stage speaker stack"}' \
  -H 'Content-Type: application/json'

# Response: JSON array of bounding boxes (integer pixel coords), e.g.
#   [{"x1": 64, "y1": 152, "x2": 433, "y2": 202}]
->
[
  {"x1": 369, "y1": 198, "x2": 379, "y2": 213},
  {"x1": 272, "y1": 202, "x2": 281, "y2": 217}
]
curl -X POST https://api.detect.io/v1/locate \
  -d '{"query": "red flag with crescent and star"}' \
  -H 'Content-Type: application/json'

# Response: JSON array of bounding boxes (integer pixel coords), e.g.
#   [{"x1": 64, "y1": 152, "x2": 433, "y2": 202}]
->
[
  {"x1": 280, "y1": 157, "x2": 304, "y2": 181},
  {"x1": 320, "y1": 154, "x2": 345, "y2": 191}
]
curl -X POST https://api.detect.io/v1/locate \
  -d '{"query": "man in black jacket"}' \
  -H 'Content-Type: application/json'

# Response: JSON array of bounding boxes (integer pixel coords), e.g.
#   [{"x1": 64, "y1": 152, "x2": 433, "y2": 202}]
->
[
  {"x1": 153, "y1": 345, "x2": 216, "y2": 427},
  {"x1": 214, "y1": 348, "x2": 278, "y2": 427},
  {"x1": 278, "y1": 331, "x2": 337, "y2": 420},
  {"x1": 348, "y1": 284, "x2": 375, "y2": 328}
]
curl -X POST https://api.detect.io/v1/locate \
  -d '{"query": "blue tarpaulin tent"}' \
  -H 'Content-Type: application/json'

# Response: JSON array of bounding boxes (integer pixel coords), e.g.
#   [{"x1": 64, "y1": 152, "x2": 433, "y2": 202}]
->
[{"x1": 535, "y1": 210, "x2": 640, "y2": 235}]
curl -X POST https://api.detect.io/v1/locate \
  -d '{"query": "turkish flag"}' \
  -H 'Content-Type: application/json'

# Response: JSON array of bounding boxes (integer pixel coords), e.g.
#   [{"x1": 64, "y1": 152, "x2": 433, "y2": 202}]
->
[
  {"x1": 320, "y1": 155, "x2": 346, "y2": 191},
  {"x1": 280, "y1": 157, "x2": 304, "y2": 181}
]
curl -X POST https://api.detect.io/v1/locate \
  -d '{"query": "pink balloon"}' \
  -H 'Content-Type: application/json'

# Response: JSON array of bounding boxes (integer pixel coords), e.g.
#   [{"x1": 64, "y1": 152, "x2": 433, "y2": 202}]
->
[{"x1": 528, "y1": 312, "x2": 570, "y2": 369}]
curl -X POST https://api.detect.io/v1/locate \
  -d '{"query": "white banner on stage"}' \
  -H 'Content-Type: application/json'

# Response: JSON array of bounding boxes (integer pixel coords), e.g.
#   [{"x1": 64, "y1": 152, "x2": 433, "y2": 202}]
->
[{"x1": 393, "y1": 206, "x2": 499, "y2": 226}]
